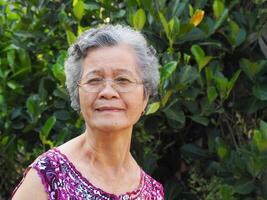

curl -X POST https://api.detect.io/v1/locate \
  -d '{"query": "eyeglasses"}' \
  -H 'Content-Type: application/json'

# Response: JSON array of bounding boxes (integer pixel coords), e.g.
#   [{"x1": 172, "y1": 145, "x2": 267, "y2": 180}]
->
[{"x1": 77, "y1": 76, "x2": 144, "y2": 93}]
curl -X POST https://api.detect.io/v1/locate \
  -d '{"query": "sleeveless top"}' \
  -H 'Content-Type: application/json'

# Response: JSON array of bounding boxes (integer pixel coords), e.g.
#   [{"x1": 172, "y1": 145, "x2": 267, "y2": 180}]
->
[{"x1": 13, "y1": 148, "x2": 164, "y2": 200}]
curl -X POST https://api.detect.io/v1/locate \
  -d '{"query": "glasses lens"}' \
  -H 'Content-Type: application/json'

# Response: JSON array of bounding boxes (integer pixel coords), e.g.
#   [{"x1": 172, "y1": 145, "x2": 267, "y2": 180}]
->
[
  {"x1": 114, "y1": 82, "x2": 136, "y2": 93},
  {"x1": 79, "y1": 78, "x2": 141, "y2": 93}
]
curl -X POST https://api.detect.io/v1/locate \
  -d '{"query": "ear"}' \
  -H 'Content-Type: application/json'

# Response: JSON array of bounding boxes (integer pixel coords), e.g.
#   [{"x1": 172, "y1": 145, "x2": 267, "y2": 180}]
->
[{"x1": 142, "y1": 95, "x2": 149, "y2": 112}]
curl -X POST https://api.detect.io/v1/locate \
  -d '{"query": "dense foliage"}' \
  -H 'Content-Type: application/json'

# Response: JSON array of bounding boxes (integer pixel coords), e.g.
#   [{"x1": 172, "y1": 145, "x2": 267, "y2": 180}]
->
[{"x1": 1, "y1": 0, "x2": 267, "y2": 199}]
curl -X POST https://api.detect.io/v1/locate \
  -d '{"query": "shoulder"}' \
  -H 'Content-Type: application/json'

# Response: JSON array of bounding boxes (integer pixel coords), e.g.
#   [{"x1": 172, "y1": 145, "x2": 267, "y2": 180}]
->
[
  {"x1": 12, "y1": 167, "x2": 47, "y2": 200},
  {"x1": 142, "y1": 171, "x2": 164, "y2": 199},
  {"x1": 12, "y1": 148, "x2": 63, "y2": 200},
  {"x1": 32, "y1": 148, "x2": 62, "y2": 170}
]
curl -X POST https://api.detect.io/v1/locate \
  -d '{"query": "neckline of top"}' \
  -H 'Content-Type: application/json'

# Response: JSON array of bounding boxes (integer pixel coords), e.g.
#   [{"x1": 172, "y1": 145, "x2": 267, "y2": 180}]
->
[{"x1": 51, "y1": 147, "x2": 145, "y2": 198}]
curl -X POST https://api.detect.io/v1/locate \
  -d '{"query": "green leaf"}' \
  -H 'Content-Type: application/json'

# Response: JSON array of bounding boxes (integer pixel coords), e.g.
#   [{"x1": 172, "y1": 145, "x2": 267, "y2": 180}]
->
[
  {"x1": 170, "y1": 17, "x2": 180, "y2": 39},
  {"x1": 164, "y1": 109, "x2": 185, "y2": 124},
  {"x1": 240, "y1": 58, "x2": 256, "y2": 81},
  {"x1": 3, "y1": 44, "x2": 20, "y2": 51},
  {"x1": 54, "y1": 128, "x2": 69, "y2": 146},
  {"x1": 179, "y1": 23, "x2": 195, "y2": 36},
  {"x1": 84, "y1": 2, "x2": 100, "y2": 10},
  {"x1": 234, "y1": 181, "x2": 255, "y2": 195},
  {"x1": 7, "y1": 50, "x2": 15, "y2": 70},
  {"x1": 72, "y1": 0, "x2": 78, "y2": 6},
  {"x1": 213, "y1": 0, "x2": 224, "y2": 18},
  {"x1": 26, "y1": 95, "x2": 38, "y2": 115},
  {"x1": 252, "y1": 84, "x2": 267, "y2": 100},
  {"x1": 7, "y1": 80, "x2": 21, "y2": 90},
  {"x1": 73, "y1": 0, "x2": 85, "y2": 21},
  {"x1": 205, "y1": 67, "x2": 213, "y2": 87},
  {"x1": 191, "y1": 44, "x2": 205, "y2": 62},
  {"x1": 234, "y1": 28, "x2": 246, "y2": 47},
  {"x1": 146, "y1": 102, "x2": 160, "y2": 115},
  {"x1": 0, "y1": 135, "x2": 9, "y2": 146},
  {"x1": 188, "y1": 4, "x2": 194, "y2": 17},
  {"x1": 189, "y1": 115, "x2": 209, "y2": 126},
  {"x1": 253, "y1": 129, "x2": 267, "y2": 152},
  {"x1": 183, "y1": 100, "x2": 199, "y2": 114},
  {"x1": 53, "y1": 87, "x2": 69, "y2": 100},
  {"x1": 227, "y1": 70, "x2": 241, "y2": 97},
  {"x1": 54, "y1": 110, "x2": 71, "y2": 121},
  {"x1": 199, "y1": 56, "x2": 213, "y2": 71},
  {"x1": 66, "y1": 30, "x2": 77, "y2": 45},
  {"x1": 52, "y1": 63, "x2": 65, "y2": 84},
  {"x1": 207, "y1": 86, "x2": 218, "y2": 103},
  {"x1": 220, "y1": 185, "x2": 235, "y2": 199},
  {"x1": 6, "y1": 6, "x2": 20, "y2": 20},
  {"x1": 177, "y1": 27, "x2": 206, "y2": 44},
  {"x1": 172, "y1": 0, "x2": 188, "y2": 17},
  {"x1": 168, "y1": 18, "x2": 174, "y2": 35},
  {"x1": 181, "y1": 144, "x2": 209, "y2": 159},
  {"x1": 178, "y1": 65, "x2": 198, "y2": 85},
  {"x1": 160, "y1": 61, "x2": 177, "y2": 81},
  {"x1": 259, "y1": 36, "x2": 267, "y2": 58},
  {"x1": 161, "y1": 90, "x2": 173, "y2": 107},
  {"x1": 239, "y1": 59, "x2": 267, "y2": 81},
  {"x1": 52, "y1": 51, "x2": 67, "y2": 84},
  {"x1": 159, "y1": 12, "x2": 170, "y2": 39},
  {"x1": 0, "y1": 0, "x2": 7, "y2": 6},
  {"x1": 229, "y1": 19, "x2": 239, "y2": 35},
  {"x1": 214, "y1": 76, "x2": 228, "y2": 100},
  {"x1": 26, "y1": 95, "x2": 41, "y2": 123},
  {"x1": 10, "y1": 67, "x2": 31, "y2": 79},
  {"x1": 215, "y1": 137, "x2": 229, "y2": 160},
  {"x1": 133, "y1": 9, "x2": 146, "y2": 31},
  {"x1": 40, "y1": 116, "x2": 56, "y2": 140},
  {"x1": 18, "y1": 49, "x2": 31, "y2": 69},
  {"x1": 112, "y1": 10, "x2": 126, "y2": 19},
  {"x1": 260, "y1": 120, "x2": 267, "y2": 138},
  {"x1": 211, "y1": 8, "x2": 229, "y2": 33}
]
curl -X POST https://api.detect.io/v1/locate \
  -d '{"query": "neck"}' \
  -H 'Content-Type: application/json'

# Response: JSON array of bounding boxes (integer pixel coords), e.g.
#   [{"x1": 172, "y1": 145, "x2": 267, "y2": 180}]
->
[{"x1": 80, "y1": 125, "x2": 134, "y2": 174}]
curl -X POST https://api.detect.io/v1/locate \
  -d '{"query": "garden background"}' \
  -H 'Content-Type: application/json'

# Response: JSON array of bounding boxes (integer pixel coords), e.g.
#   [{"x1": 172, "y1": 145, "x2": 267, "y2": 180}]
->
[{"x1": 1, "y1": 0, "x2": 267, "y2": 199}]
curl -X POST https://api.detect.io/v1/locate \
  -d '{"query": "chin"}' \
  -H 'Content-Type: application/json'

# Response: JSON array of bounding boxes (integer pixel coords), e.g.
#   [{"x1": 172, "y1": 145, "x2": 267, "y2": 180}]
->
[{"x1": 91, "y1": 120, "x2": 131, "y2": 132}]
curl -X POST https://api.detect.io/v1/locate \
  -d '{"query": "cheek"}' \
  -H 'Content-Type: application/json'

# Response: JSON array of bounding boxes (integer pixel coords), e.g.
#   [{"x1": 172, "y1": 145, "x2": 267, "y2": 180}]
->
[
  {"x1": 79, "y1": 93, "x2": 94, "y2": 115},
  {"x1": 126, "y1": 97, "x2": 145, "y2": 117},
  {"x1": 126, "y1": 90, "x2": 147, "y2": 115},
  {"x1": 79, "y1": 93, "x2": 86, "y2": 109}
]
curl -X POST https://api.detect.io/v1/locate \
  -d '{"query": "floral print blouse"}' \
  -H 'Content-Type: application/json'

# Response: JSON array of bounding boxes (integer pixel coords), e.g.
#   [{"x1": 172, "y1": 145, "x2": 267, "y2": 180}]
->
[{"x1": 13, "y1": 148, "x2": 164, "y2": 200}]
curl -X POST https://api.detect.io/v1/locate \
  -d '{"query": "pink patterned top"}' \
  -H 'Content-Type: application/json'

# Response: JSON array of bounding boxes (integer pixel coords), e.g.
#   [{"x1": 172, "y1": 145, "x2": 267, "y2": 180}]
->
[{"x1": 13, "y1": 148, "x2": 164, "y2": 200}]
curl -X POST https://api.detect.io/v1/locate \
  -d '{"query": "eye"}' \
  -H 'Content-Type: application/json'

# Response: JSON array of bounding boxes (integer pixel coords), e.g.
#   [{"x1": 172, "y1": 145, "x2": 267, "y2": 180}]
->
[
  {"x1": 86, "y1": 77, "x2": 103, "y2": 85},
  {"x1": 115, "y1": 77, "x2": 133, "y2": 85}
]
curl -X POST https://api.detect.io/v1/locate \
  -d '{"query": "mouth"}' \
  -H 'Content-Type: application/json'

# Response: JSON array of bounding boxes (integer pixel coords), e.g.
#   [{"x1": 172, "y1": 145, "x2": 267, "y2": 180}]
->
[{"x1": 95, "y1": 107, "x2": 124, "y2": 112}]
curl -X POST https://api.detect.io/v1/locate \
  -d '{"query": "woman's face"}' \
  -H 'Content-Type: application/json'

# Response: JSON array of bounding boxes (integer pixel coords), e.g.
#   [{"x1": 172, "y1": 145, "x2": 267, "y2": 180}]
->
[{"x1": 79, "y1": 44, "x2": 148, "y2": 133}]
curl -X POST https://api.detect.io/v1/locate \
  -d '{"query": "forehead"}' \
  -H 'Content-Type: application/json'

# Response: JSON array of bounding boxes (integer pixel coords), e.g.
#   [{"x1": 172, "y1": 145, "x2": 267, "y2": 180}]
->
[{"x1": 82, "y1": 44, "x2": 139, "y2": 76}]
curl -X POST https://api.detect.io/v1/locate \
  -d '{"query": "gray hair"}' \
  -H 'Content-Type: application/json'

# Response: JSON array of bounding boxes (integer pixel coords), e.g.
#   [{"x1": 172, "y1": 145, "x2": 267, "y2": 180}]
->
[{"x1": 64, "y1": 24, "x2": 160, "y2": 111}]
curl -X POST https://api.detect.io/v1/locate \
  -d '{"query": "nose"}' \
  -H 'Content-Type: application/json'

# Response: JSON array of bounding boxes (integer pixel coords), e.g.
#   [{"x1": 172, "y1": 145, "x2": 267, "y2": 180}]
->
[{"x1": 97, "y1": 80, "x2": 119, "y2": 99}]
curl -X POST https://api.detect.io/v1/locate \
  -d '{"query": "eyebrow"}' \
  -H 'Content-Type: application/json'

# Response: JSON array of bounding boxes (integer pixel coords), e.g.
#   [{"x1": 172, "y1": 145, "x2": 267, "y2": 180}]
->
[{"x1": 84, "y1": 68, "x2": 135, "y2": 77}]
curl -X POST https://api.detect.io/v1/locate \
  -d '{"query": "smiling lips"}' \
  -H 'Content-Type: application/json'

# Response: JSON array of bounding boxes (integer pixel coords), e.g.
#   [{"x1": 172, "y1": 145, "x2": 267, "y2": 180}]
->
[{"x1": 95, "y1": 106, "x2": 124, "y2": 112}]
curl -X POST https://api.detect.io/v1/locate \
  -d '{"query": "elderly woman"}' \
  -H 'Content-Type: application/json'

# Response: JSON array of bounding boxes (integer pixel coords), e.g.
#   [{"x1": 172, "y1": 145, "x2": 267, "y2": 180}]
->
[{"x1": 12, "y1": 24, "x2": 164, "y2": 199}]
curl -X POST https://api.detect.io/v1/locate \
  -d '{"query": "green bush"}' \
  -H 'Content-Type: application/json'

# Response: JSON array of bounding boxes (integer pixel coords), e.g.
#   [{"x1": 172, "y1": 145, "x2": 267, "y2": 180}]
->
[{"x1": 1, "y1": 0, "x2": 267, "y2": 199}]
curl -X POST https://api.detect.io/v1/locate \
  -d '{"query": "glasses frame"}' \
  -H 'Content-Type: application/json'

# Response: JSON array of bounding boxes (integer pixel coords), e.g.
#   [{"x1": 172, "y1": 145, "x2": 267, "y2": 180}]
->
[{"x1": 77, "y1": 77, "x2": 144, "y2": 93}]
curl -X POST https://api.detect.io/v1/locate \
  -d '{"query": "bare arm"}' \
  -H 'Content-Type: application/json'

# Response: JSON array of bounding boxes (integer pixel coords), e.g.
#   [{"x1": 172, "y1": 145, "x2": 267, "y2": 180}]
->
[{"x1": 12, "y1": 168, "x2": 47, "y2": 200}]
